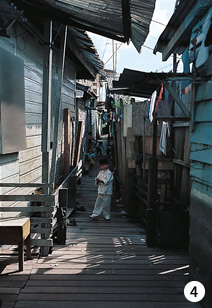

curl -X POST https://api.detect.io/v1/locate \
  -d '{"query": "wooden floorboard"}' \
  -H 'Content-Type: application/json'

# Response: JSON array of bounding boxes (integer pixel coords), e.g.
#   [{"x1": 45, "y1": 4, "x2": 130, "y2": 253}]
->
[
  {"x1": 14, "y1": 301, "x2": 198, "y2": 308},
  {"x1": 0, "y1": 156, "x2": 202, "y2": 308}
]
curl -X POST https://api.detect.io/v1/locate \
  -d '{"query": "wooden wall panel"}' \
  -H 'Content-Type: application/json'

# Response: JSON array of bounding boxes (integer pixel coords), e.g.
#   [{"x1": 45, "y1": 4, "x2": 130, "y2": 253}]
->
[
  {"x1": 0, "y1": 22, "x2": 77, "y2": 206},
  {"x1": 190, "y1": 122, "x2": 212, "y2": 146},
  {"x1": 189, "y1": 44, "x2": 212, "y2": 308}
]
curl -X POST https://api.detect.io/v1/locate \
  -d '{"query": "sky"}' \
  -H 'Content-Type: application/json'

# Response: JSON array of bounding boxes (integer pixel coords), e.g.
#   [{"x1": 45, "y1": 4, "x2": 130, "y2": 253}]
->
[{"x1": 88, "y1": 0, "x2": 182, "y2": 75}]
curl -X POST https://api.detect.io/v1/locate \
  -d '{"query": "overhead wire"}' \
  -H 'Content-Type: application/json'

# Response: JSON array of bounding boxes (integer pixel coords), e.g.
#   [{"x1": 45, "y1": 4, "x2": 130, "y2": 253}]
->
[
  {"x1": 151, "y1": 19, "x2": 167, "y2": 27},
  {"x1": 104, "y1": 42, "x2": 122, "y2": 65},
  {"x1": 102, "y1": 38, "x2": 109, "y2": 59}
]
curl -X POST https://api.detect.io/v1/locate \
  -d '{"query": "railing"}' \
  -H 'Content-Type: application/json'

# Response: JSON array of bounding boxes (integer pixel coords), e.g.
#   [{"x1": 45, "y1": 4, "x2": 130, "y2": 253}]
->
[{"x1": 0, "y1": 160, "x2": 82, "y2": 256}]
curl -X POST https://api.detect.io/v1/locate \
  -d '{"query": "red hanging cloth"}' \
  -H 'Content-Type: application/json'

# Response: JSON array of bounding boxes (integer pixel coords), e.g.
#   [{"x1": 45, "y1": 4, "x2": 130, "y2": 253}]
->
[{"x1": 155, "y1": 83, "x2": 164, "y2": 113}]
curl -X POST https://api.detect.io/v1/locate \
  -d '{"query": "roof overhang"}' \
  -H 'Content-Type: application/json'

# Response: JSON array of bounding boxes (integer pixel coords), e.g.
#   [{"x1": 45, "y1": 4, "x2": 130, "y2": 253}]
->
[
  {"x1": 153, "y1": 0, "x2": 212, "y2": 61},
  {"x1": 66, "y1": 27, "x2": 104, "y2": 79},
  {"x1": 12, "y1": 0, "x2": 156, "y2": 53},
  {"x1": 110, "y1": 68, "x2": 193, "y2": 98},
  {"x1": 0, "y1": 0, "x2": 104, "y2": 79},
  {"x1": 76, "y1": 82, "x2": 97, "y2": 99}
]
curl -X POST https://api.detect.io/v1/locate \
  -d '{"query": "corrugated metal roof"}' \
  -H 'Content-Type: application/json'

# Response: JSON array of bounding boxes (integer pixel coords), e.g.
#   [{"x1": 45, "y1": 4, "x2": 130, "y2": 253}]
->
[
  {"x1": 67, "y1": 27, "x2": 105, "y2": 78},
  {"x1": 110, "y1": 68, "x2": 192, "y2": 98},
  {"x1": 13, "y1": 0, "x2": 156, "y2": 53},
  {"x1": 1, "y1": 0, "x2": 104, "y2": 79}
]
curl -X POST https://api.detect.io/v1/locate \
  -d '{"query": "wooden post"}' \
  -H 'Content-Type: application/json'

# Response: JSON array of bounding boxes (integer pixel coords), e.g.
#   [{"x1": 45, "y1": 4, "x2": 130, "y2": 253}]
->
[
  {"x1": 74, "y1": 121, "x2": 83, "y2": 166},
  {"x1": 68, "y1": 176, "x2": 77, "y2": 209},
  {"x1": 49, "y1": 25, "x2": 68, "y2": 192},
  {"x1": 64, "y1": 108, "x2": 71, "y2": 178},
  {"x1": 42, "y1": 19, "x2": 53, "y2": 190},
  {"x1": 146, "y1": 115, "x2": 158, "y2": 247},
  {"x1": 180, "y1": 127, "x2": 190, "y2": 205},
  {"x1": 143, "y1": 116, "x2": 146, "y2": 181},
  {"x1": 41, "y1": 20, "x2": 53, "y2": 257},
  {"x1": 152, "y1": 115, "x2": 158, "y2": 202}
]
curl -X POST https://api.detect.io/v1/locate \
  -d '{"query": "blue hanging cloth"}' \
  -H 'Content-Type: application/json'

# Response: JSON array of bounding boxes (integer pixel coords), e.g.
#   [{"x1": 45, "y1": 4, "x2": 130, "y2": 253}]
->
[{"x1": 146, "y1": 100, "x2": 150, "y2": 121}]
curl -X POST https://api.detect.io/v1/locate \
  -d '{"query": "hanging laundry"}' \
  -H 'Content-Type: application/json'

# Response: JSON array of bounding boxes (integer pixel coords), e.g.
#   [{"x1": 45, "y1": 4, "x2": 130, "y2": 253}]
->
[
  {"x1": 165, "y1": 87, "x2": 169, "y2": 101},
  {"x1": 149, "y1": 90, "x2": 157, "y2": 122},
  {"x1": 146, "y1": 100, "x2": 150, "y2": 120},
  {"x1": 112, "y1": 112, "x2": 116, "y2": 122},
  {"x1": 155, "y1": 84, "x2": 164, "y2": 113},
  {"x1": 159, "y1": 122, "x2": 170, "y2": 156}
]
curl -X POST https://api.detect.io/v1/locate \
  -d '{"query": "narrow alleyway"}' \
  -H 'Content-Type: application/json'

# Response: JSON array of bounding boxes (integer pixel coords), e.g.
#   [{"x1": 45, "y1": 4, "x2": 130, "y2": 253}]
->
[{"x1": 0, "y1": 138, "x2": 201, "y2": 308}]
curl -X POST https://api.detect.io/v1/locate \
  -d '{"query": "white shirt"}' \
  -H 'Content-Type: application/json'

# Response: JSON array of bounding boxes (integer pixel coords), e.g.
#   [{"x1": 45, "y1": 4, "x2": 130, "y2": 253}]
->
[{"x1": 95, "y1": 169, "x2": 113, "y2": 195}]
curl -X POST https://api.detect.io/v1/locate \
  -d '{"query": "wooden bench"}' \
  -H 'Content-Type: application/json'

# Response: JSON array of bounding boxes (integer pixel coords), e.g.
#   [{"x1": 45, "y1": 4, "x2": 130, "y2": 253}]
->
[{"x1": 0, "y1": 217, "x2": 31, "y2": 271}]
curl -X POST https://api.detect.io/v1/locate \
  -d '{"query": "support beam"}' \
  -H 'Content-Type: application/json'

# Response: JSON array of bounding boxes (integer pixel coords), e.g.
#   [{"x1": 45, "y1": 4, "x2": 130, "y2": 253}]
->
[
  {"x1": 122, "y1": 0, "x2": 131, "y2": 42},
  {"x1": 74, "y1": 121, "x2": 83, "y2": 166},
  {"x1": 64, "y1": 108, "x2": 71, "y2": 178},
  {"x1": 49, "y1": 25, "x2": 68, "y2": 193},
  {"x1": 42, "y1": 20, "x2": 53, "y2": 192},
  {"x1": 41, "y1": 20, "x2": 53, "y2": 257},
  {"x1": 164, "y1": 81, "x2": 190, "y2": 118}
]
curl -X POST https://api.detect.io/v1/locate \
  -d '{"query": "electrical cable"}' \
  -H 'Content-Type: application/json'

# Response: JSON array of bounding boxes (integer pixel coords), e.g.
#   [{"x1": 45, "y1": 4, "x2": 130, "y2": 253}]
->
[
  {"x1": 104, "y1": 42, "x2": 122, "y2": 65},
  {"x1": 102, "y1": 38, "x2": 109, "y2": 59},
  {"x1": 151, "y1": 19, "x2": 167, "y2": 26}
]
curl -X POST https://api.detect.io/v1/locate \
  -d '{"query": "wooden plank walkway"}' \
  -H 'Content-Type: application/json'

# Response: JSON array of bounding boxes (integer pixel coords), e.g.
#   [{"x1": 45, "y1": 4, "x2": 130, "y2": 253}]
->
[{"x1": 0, "y1": 154, "x2": 202, "y2": 308}]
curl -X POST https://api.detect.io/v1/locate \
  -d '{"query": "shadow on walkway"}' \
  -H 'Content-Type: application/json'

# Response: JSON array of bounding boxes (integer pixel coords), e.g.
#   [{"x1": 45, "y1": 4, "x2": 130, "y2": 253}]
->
[{"x1": 0, "y1": 136, "x2": 202, "y2": 308}]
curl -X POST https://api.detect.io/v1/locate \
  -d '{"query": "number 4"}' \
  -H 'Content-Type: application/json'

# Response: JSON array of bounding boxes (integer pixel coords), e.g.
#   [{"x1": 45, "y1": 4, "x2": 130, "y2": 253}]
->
[{"x1": 190, "y1": 286, "x2": 198, "y2": 297}]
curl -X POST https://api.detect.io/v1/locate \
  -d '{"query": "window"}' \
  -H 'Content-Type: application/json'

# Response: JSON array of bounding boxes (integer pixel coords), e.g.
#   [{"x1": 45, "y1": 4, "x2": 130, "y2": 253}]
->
[{"x1": 0, "y1": 47, "x2": 26, "y2": 154}]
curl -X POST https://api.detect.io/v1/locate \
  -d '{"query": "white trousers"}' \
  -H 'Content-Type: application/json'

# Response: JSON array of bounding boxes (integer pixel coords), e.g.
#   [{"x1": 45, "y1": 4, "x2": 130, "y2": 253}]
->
[{"x1": 92, "y1": 194, "x2": 111, "y2": 219}]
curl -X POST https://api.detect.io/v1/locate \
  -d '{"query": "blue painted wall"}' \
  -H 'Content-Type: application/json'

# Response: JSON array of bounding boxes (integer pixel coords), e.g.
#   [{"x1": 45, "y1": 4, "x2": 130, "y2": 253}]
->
[{"x1": 189, "y1": 10, "x2": 212, "y2": 306}]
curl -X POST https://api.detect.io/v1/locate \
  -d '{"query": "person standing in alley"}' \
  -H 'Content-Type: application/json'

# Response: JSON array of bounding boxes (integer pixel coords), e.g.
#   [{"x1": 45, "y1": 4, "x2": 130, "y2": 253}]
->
[
  {"x1": 96, "y1": 140, "x2": 104, "y2": 156},
  {"x1": 89, "y1": 158, "x2": 113, "y2": 221},
  {"x1": 88, "y1": 131, "x2": 94, "y2": 150}
]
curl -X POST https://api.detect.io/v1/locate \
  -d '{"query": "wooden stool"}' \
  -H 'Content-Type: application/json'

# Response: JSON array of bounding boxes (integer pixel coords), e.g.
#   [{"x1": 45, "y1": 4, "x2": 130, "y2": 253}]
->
[{"x1": 0, "y1": 217, "x2": 31, "y2": 271}]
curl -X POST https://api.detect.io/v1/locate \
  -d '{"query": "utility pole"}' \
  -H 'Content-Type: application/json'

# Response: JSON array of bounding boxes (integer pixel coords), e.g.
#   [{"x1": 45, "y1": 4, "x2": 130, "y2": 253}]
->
[{"x1": 112, "y1": 39, "x2": 115, "y2": 79}]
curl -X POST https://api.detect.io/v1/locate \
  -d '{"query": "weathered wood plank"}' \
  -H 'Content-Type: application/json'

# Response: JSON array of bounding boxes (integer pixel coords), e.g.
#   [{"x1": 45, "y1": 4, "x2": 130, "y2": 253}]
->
[
  {"x1": 0, "y1": 287, "x2": 20, "y2": 294},
  {"x1": 36, "y1": 257, "x2": 188, "y2": 264},
  {"x1": 31, "y1": 263, "x2": 189, "y2": 270},
  {"x1": 20, "y1": 286, "x2": 184, "y2": 294},
  {"x1": 28, "y1": 274, "x2": 189, "y2": 281},
  {"x1": 190, "y1": 122, "x2": 212, "y2": 146},
  {"x1": 14, "y1": 302, "x2": 198, "y2": 308},
  {"x1": 190, "y1": 143, "x2": 212, "y2": 165},
  {"x1": 25, "y1": 279, "x2": 187, "y2": 287},
  {"x1": 31, "y1": 217, "x2": 53, "y2": 224},
  {"x1": 0, "y1": 206, "x2": 54, "y2": 212},
  {"x1": 195, "y1": 101, "x2": 212, "y2": 122},
  {"x1": 30, "y1": 268, "x2": 189, "y2": 275},
  {"x1": 17, "y1": 293, "x2": 190, "y2": 301},
  {"x1": 190, "y1": 162, "x2": 212, "y2": 186},
  {"x1": 31, "y1": 239, "x2": 53, "y2": 247},
  {"x1": 31, "y1": 227, "x2": 53, "y2": 234},
  {"x1": 0, "y1": 183, "x2": 52, "y2": 188},
  {"x1": 0, "y1": 195, "x2": 54, "y2": 202},
  {"x1": 0, "y1": 294, "x2": 17, "y2": 303}
]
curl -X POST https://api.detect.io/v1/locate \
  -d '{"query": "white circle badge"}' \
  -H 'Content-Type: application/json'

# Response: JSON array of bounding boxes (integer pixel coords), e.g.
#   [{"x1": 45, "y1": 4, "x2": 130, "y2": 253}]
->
[{"x1": 184, "y1": 281, "x2": 205, "y2": 302}]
